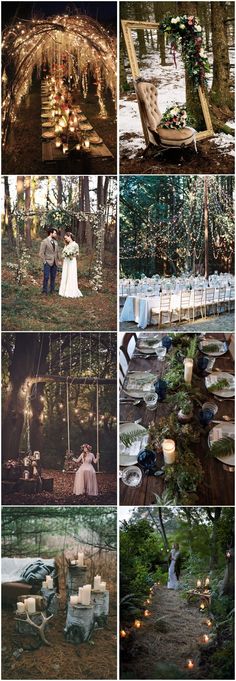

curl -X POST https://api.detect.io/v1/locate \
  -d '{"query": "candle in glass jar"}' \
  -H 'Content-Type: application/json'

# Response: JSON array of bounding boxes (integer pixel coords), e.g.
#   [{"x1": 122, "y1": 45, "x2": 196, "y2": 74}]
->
[
  {"x1": 77, "y1": 552, "x2": 84, "y2": 566},
  {"x1": 27, "y1": 598, "x2": 36, "y2": 614},
  {"x1": 205, "y1": 577, "x2": 210, "y2": 587},
  {"x1": 197, "y1": 579, "x2": 202, "y2": 588},
  {"x1": 187, "y1": 659, "x2": 194, "y2": 670},
  {"x1": 162, "y1": 439, "x2": 176, "y2": 464},
  {"x1": 84, "y1": 139, "x2": 90, "y2": 149},
  {"x1": 62, "y1": 143, "x2": 69, "y2": 154},
  {"x1": 55, "y1": 137, "x2": 61, "y2": 148},
  {"x1": 184, "y1": 358, "x2": 193, "y2": 384},
  {"x1": 17, "y1": 602, "x2": 25, "y2": 613}
]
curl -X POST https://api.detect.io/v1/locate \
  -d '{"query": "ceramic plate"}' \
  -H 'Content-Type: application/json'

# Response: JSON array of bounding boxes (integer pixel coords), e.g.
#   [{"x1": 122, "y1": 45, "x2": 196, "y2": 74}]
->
[
  {"x1": 199, "y1": 340, "x2": 228, "y2": 356},
  {"x1": 122, "y1": 372, "x2": 156, "y2": 397},
  {"x1": 205, "y1": 372, "x2": 235, "y2": 398},
  {"x1": 42, "y1": 131, "x2": 56, "y2": 139},
  {"x1": 120, "y1": 422, "x2": 147, "y2": 466},
  {"x1": 208, "y1": 422, "x2": 235, "y2": 466}
]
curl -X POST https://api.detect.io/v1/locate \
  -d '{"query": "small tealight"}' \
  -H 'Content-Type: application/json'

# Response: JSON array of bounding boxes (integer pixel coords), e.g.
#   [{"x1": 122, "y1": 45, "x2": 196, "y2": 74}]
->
[
  {"x1": 55, "y1": 137, "x2": 61, "y2": 148},
  {"x1": 63, "y1": 144, "x2": 69, "y2": 154},
  {"x1": 76, "y1": 143, "x2": 81, "y2": 151},
  {"x1": 83, "y1": 139, "x2": 90, "y2": 149}
]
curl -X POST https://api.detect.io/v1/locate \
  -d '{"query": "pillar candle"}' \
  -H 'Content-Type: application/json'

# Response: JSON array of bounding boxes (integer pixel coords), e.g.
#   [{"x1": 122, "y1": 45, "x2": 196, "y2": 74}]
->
[
  {"x1": 71, "y1": 559, "x2": 77, "y2": 565},
  {"x1": 45, "y1": 575, "x2": 53, "y2": 589},
  {"x1": 81, "y1": 585, "x2": 91, "y2": 605},
  {"x1": 184, "y1": 358, "x2": 193, "y2": 384},
  {"x1": 77, "y1": 552, "x2": 84, "y2": 566},
  {"x1": 162, "y1": 439, "x2": 176, "y2": 464},
  {"x1": 99, "y1": 581, "x2": 106, "y2": 592},
  {"x1": 197, "y1": 579, "x2": 202, "y2": 588},
  {"x1": 17, "y1": 602, "x2": 25, "y2": 613},
  {"x1": 78, "y1": 587, "x2": 83, "y2": 603},
  {"x1": 42, "y1": 580, "x2": 47, "y2": 588},
  {"x1": 94, "y1": 575, "x2": 101, "y2": 590},
  {"x1": 70, "y1": 595, "x2": 79, "y2": 605},
  {"x1": 27, "y1": 597, "x2": 36, "y2": 614}
]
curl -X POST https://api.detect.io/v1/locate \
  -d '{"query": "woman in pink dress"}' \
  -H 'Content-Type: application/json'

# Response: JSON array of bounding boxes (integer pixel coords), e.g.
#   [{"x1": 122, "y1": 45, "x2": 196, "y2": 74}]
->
[{"x1": 73, "y1": 444, "x2": 99, "y2": 496}]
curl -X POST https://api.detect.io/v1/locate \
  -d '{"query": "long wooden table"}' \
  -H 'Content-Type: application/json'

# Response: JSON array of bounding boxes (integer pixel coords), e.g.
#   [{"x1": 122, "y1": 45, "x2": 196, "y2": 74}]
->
[
  {"x1": 119, "y1": 333, "x2": 234, "y2": 506},
  {"x1": 41, "y1": 84, "x2": 113, "y2": 163}
]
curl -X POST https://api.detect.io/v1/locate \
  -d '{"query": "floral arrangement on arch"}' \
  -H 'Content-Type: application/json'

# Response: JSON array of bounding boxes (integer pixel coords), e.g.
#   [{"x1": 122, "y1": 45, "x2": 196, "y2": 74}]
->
[
  {"x1": 62, "y1": 242, "x2": 79, "y2": 260},
  {"x1": 161, "y1": 104, "x2": 189, "y2": 129},
  {"x1": 160, "y1": 14, "x2": 211, "y2": 88}
]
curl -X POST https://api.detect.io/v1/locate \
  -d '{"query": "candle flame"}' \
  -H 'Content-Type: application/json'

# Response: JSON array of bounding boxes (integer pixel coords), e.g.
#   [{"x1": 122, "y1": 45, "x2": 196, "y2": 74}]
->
[
  {"x1": 134, "y1": 619, "x2": 141, "y2": 629},
  {"x1": 187, "y1": 659, "x2": 194, "y2": 670}
]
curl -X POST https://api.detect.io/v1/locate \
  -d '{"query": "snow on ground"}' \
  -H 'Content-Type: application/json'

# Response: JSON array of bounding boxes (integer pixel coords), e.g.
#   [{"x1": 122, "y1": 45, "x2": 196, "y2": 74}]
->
[
  {"x1": 120, "y1": 43, "x2": 234, "y2": 159},
  {"x1": 210, "y1": 132, "x2": 235, "y2": 157}
]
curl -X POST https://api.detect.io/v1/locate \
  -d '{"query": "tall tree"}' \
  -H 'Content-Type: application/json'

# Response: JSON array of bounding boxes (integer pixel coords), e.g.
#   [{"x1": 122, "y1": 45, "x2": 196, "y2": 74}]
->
[
  {"x1": 177, "y1": 1, "x2": 206, "y2": 129},
  {"x1": 24, "y1": 176, "x2": 32, "y2": 247},
  {"x1": 210, "y1": 1, "x2": 233, "y2": 110},
  {"x1": 4, "y1": 176, "x2": 14, "y2": 246}
]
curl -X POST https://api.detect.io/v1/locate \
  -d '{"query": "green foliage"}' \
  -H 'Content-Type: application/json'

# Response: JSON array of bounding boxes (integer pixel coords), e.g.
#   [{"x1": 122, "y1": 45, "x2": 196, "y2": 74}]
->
[
  {"x1": 120, "y1": 428, "x2": 147, "y2": 449},
  {"x1": 210, "y1": 641, "x2": 234, "y2": 680},
  {"x1": 209, "y1": 437, "x2": 234, "y2": 459},
  {"x1": 208, "y1": 378, "x2": 230, "y2": 392}
]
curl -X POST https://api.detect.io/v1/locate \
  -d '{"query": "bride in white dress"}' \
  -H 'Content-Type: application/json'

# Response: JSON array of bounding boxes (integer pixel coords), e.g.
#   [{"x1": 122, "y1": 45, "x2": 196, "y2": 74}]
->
[
  {"x1": 167, "y1": 543, "x2": 181, "y2": 590},
  {"x1": 59, "y1": 232, "x2": 83, "y2": 298}
]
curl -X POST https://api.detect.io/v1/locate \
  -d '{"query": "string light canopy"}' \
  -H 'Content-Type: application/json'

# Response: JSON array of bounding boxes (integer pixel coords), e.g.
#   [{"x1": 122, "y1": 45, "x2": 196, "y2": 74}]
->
[{"x1": 2, "y1": 13, "x2": 116, "y2": 145}]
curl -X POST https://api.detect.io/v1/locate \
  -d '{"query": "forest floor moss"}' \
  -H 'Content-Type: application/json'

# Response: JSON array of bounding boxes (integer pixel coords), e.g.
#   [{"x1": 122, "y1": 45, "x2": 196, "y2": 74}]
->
[
  {"x1": 2, "y1": 587, "x2": 117, "y2": 679},
  {"x1": 2, "y1": 241, "x2": 117, "y2": 331},
  {"x1": 2, "y1": 470, "x2": 117, "y2": 506},
  {"x1": 121, "y1": 583, "x2": 210, "y2": 679}
]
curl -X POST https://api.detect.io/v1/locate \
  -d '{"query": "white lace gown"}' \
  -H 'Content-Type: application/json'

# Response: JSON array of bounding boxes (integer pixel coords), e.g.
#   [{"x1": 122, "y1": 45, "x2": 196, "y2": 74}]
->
[
  {"x1": 59, "y1": 257, "x2": 83, "y2": 298},
  {"x1": 167, "y1": 549, "x2": 180, "y2": 590}
]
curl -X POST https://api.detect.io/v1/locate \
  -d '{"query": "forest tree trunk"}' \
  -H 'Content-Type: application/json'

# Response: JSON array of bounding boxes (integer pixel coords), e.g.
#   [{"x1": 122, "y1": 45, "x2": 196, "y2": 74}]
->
[
  {"x1": 210, "y1": 2, "x2": 233, "y2": 110},
  {"x1": 4, "y1": 176, "x2": 14, "y2": 246},
  {"x1": 30, "y1": 335, "x2": 50, "y2": 453},
  {"x1": 177, "y1": 2, "x2": 206, "y2": 129},
  {"x1": 24, "y1": 176, "x2": 32, "y2": 247}
]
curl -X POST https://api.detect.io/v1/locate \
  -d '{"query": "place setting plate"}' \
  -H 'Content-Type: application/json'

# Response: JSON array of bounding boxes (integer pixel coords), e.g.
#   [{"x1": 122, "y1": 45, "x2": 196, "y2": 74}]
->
[
  {"x1": 205, "y1": 372, "x2": 235, "y2": 398},
  {"x1": 42, "y1": 131, "x2": 56, "y2": 140},
  {"x1": 208, "y1": 422, "x2": 235, "y2": 467},
  {"x1": 122, "y1": 371, "x2": 156, "y2": 398},
  {"x1": 42, "y1": 121, "x2": 55, "y2": 128},
  {"x1": 120, "y1": 422, "x2": 147, "y2": 466},
  {"x1": 199, "y1": 340, "x2": 228, "y2": 357},
  {"x1": 136, "y1": 337, "x2": 162, "y2": 354}
]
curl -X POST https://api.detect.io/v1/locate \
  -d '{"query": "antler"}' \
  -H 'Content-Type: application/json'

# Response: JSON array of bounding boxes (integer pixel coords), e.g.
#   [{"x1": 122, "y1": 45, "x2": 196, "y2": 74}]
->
[{"x1": 15, "y1": 611, "x2": 53, "y2": 646}]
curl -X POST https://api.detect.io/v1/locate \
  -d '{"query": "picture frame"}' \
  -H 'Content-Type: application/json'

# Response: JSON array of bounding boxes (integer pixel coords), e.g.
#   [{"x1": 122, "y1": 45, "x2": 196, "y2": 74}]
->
[{"x1": 121, "y1": 19, "x2": 214, "y2": 143}]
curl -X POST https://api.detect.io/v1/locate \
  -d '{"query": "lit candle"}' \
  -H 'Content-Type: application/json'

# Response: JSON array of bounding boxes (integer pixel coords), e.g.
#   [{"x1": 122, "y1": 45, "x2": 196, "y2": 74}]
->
[
  {"x1": 69, "y1": 125, "x2": 75, "y2": 132},
  {"x1": 206, "y1": 619, "x2": 212, "y2": 628},
  {"x1": 17, "y1": 602, "x2": 25, "y2": 613},
  {"x1": 144, "y1": 609, "x2": 150, "y2": 617},
  {"x1": 94, "y1": 575, "x2": 101, "y2": 590},
  {"x1": 77, "y1": 552, "x2": 84, "y2": 566},
  {"x1": 76, "y1": 143, "x2": 81, "y2": 151},
  {"x1": 83, "y1": 139, "x2": 90, "y2": 149},
  {"x1": 200, "y1": 602, "x2": 205, "y2": 611},
  {"x1": 205, "y1": 577, "x2": 210, "y2": 587},
  {"x1": 187, "y1": 659, "x2": 194, "y2": 670},
  {"x1": 70, "y1": 595, "x2": 79, "y2": 606},
  {"x1": 203, "y1": 634, "x2": 209, "y2": 643},
  {"x1": 55, "y1": 137, "x2": 61, "y2": 148},
  {"x1": 45, "y1": 575, "x2": 53, "y2": 589},
  {"x1": 162, "y1": 439, "x2": 176, "y2": 464},
  {"x1": 81, "y1": 585, "x2": 91, "y2": 605},
  {"x1": 78, "y1": 587, "x2": 83, "y2": 603},
  {"x1": 197, "y1": 579, "x2": 202, "y2": 588},
  {"x1": 27, "y1": 597, "x2": 36, "y2": 614},
  {"x1": 184, "y1": 358, "x2": 193, "y2": 384},
  {"x1": 62, "y1": 143, "x2": 68, "y2": 154},
  {"x1": 120, "y1": 629, "x2": 127, "y2": 638},
  {"x1": 99, "y1": 581, "x2": 106, "y2": 592},
  {"x1": 71, "y1": 559, "x2": 77, "y2": 565},
  {"x1": 134, "y1": 619, "x2": 141, "y2": 629},
  {"x1": 42, "y1": 581, "x2": 47, "y2": 588},
  {"x1": 226, "y1": 550, "x2": 231, "y2": 559}
]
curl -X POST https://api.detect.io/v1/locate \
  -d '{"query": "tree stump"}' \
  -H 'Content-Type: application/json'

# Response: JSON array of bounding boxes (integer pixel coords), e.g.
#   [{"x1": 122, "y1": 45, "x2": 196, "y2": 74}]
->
[
  {"x1": 41, "y1": 478, "x2": 54, "y2": 492},
  {"x1": 16, "y1": 478, "x2": 38, "y2": 494},
  {"x1": 91, "y1": 590, "x2": 109, "y2": 628},
  {"x1": 41, "y1": 587, "x2": 59, "y2": 615},
  {"x1": 64, "y1": 603, "x2": 94, "y2": 644},
  {"x1": 66, "y1": 565, "x2": 87, "y2": 598}
]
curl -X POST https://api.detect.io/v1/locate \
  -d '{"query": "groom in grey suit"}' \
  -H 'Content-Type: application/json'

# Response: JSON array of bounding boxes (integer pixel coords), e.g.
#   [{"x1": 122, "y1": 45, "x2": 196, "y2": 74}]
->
[{"x1": 39, "y1": 228, "x2": 61, "y2": 294}]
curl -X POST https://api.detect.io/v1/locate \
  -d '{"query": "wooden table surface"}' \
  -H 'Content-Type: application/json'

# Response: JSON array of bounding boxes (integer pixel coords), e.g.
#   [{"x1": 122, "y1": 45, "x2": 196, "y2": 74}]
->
[
  {"x1": 41, "y1": 87, "x2": 113, "y2": 162},
  {"x1": 119, "y1": 333, "x2": 234, "y2": 506}
]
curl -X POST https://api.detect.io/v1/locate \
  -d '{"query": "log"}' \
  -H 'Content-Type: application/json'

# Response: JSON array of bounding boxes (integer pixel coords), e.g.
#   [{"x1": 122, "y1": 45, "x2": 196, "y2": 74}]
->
[
  {"x1": 41, "y1": 478, "x2": 54, "y2": 492},
  {"x1": 66, "y1": 565, "x2": 87, "y2": 597},
  {"x1": 41, "y1": 587, "x2": 59, "y2": 615},
  {"x1": 91, "y1": 589, "x2": 109, "y2": 627},
  {"x1": 64, "y1": 603, "x2": 94, "y2": 644}
]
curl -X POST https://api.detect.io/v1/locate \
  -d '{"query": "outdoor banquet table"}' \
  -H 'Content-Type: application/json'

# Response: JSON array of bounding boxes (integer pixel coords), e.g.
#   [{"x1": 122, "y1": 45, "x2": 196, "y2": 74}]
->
[
  {"x1": 119, "y1": 333, "x2": 234, "y2": 506},
  {"x1": 41, "y1": 83, "x2": 113, "y2": 163},
  {"x1": 120, "y1": 289, "x2": 232, "y2": 329}
]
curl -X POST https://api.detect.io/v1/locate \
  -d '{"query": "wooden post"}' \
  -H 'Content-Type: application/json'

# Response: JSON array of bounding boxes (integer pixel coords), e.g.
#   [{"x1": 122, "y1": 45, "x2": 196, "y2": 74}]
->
[
  {"x1": 96, "y1": 381, "x2": 100, "y2": 473},
  {"x1": 204, "y1": 177, "x2": 209, "y2": 279}
]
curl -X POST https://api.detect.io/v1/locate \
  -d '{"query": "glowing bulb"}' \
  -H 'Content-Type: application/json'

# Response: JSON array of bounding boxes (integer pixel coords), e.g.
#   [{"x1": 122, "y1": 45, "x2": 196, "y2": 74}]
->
[{"x1": 134, "y1": 620, "x2": 141, "y2": 629}]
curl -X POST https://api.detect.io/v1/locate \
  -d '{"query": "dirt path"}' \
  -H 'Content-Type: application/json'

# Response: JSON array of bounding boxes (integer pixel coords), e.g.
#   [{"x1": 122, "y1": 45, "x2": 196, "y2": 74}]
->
[{"x1": 122, "y1": 584, "x2": 209, "y2": 679}]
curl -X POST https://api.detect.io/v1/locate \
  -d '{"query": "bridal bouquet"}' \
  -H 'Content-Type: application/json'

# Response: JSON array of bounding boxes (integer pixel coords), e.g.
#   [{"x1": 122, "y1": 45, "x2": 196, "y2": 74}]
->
[
  {"x1": 161, "y1": 104, "x2": 189, "y2": 129},
  {"x1": 62, "y1": 242, "x2": 79, "y2": 259}
]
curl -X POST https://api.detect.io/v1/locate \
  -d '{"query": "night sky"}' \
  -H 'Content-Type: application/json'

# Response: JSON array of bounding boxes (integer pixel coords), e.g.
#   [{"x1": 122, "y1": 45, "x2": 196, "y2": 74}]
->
[{"x1": 2, "y1": 1, "x2": 117, "y2": 30}]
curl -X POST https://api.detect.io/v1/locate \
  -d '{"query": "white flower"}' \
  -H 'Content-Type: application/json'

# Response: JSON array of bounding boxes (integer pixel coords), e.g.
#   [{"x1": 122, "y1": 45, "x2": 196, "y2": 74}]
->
[
  {"x1": 195, "y1": 24, "x2": 202, "y2": 32},
  {"x1": 199, "y1": 48, "x2": 205, "y2": 57},
  {"x1": 179, "y1": 23, "x2": 185, "y2": 29}
]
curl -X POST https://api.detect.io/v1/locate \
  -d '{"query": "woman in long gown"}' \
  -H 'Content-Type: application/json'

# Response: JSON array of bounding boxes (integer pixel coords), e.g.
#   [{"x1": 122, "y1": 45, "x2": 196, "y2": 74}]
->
[
  {"x1": 167, "y1": 543, "x2": 181, "y2": 590},
  {"x1": 73, "y1": 444, "x2": 99, "y2": 496},
  {"x1": 59, "y1": 232, "x2": 83, "y2": 298}
]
